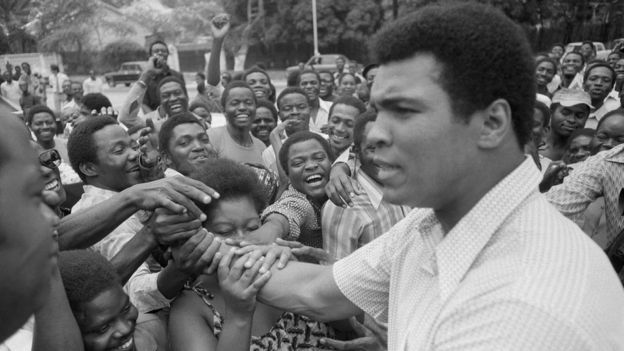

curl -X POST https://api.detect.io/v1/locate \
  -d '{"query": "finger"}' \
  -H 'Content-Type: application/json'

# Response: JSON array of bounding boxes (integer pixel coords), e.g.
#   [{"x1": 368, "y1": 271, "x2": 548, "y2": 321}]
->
[
  {"x1": 275, "y1": 238, "x2": 302, "y2": 248},
  {"x1": 277, "y1": 249, "x2": 291, "y2": 269},
  {"x1": 187, "y1": 230, "x2": 215, "y2": 266},
  {"x1": 234, "y1": 245, "x2": 258, "y2": 256},
  {"x1": 224, "y1": 238, "x2": 245, "y2": 247},
  {"x1": 249, "y1": 270, "x2": 271, "y2": 292},
  {"x1": 217, "y1": 248, "x2": 234, "y2": 281},
  {"x1": 338, "y1": 177, "x2": 355, "y2": 207},
  {"x1": 319, "y1": 338, "x2": 352, "y2": 350},
  {"x1": 196, "y1": 237, "x2": 222, "y2": 273},
  {"x1": 244, "y1": 247, "x2": 266, "y2": 268},
  {"x1": 326, "y1": 182, "x2": 347, "y2": 208},
  {"x1": 170, "y1": 176, "x2": 220, "y2": 203},
  {"x1": 204, "y1": 251, "x2": 222, "y2": 275},
  {"x1": 159, "y1": 187, "x2": 206, "y2": 220},
  {"x1": 241, "y1": 257, "x2": 264, "y2": 284},
  {"x1": 228, "y1": 253, "x2": 250, "y2": 281},
  {"x1": 258, "y1": 249, "x2": 277, "y2": 273}
]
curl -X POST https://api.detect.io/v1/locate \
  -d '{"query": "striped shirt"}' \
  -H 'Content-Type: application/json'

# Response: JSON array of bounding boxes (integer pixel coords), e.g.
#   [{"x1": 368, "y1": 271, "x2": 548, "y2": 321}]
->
[
  {"x1": 322, "y1": 169, "x2": 408, "y2": 260},
  {"x1": 333, "y1": 157, "x2": 624, "y2": 350},
  {"x1": 546, "y1": 143, "x2": 624, "y2": 248}
]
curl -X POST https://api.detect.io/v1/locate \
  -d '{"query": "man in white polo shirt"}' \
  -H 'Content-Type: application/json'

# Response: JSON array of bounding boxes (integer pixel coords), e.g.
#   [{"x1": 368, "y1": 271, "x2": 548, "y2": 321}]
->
[{"x1": 246, "y1": 3, "x2": 624, "y2": 350}]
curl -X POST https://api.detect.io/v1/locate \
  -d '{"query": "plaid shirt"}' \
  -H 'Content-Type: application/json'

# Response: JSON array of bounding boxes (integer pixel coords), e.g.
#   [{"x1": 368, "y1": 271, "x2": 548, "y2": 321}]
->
[
  {"x1": 547, "y1": 143, "x2": 624, "y2": 248},
  {"x1": 334, "y1": 158, "x2": 624, "y2": 350}
]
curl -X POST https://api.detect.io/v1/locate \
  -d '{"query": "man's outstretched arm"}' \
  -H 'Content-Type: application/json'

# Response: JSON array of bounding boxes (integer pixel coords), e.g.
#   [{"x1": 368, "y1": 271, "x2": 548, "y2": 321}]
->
[{"x1": 256, "y1": 261, "x2": 362, "y2": 322}]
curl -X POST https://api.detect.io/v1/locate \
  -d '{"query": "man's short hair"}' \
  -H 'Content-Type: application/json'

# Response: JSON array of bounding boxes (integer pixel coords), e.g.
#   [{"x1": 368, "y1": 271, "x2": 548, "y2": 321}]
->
[
  {"x1": 196, "y1": 72, "x2": 206, "y2": 80},
  {"x1": 67, "y1": 115, "x2": 118, "y2": 181},
  {"x1": 371, "y1": 2, "x2": 535, "y2": 147},
  {"x1": 362, "y1": 64, "x2": 379, "y2": 79},
  {"x1": 221, "y1": 81, "x2": 257, "y2": 108},
  {"x1": 353, "y1": 109, "x2": 377, "y2": 152},
  {"x1": 581, "y1": 41, "x2": 596, "y2": 52},
  {"x1": 243, "y1": 66, "x2": 275, "y2": 102},
  {"x1": 278, "y1": 131, "x2": 334, "y2": 176},
  {"x1": 26, "y1": 105, "x2": 56, "y2": 125},
  {"x1": 536, "y1": 57, "x2": 558, "y2": 71},
  {"x1": 597, "y1": 108, "x2": 624, "y2": 131},
  {"x1": 256, "y1": 99, "x2": 278, "y2": 122},
  {"x1": 80, "y1": 93, "x2": 112, "y2": 112},
  {"x1": 297, "y1": 69, "x2": 321, "y2": 85},
  {"x1": 158, "y1": 112, "x2": 205, "y2": 154},
  {"x1": 157, "y1": 76, "x2": 188, "y2": 98},
  {"x1": 58, "y1": 250, "x2": 120, "y2": 318},
  {"x1": 50, "y1": 64, "x2": 59, "y2": 72},
  {"x1": 328, "y1": 95, "x2": 366, "y2": 118},
  {"x1": 583, "y1": 62, "x2": 616, "y2": 88},
  {"x1": 189, "y1": 158, "x2": 267, "y2": 217},
  {"x1": 276, "y1": 87, "x2": 308, "y2": 110},
  {"x1": 149, "y1": 40, "x2": 168, "y2": 56}
]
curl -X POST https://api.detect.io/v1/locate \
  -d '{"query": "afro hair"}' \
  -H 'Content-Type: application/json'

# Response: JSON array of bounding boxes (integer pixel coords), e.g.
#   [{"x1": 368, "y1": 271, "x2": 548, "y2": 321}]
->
[
  {"x1": 67, "y1": 115, "x2": 118, "y2": 181},
  {"x1": 371, "y1": 2, "x2": 535, "y2": 147}
]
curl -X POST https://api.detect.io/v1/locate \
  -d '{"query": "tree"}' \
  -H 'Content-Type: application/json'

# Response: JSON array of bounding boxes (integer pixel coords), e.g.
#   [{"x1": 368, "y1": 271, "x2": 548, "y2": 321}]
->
[
  {"x1": 0, "y1": 0, "x2": 37, "y2": 53},
  {"x1": 98, "y1": 40, "x2": 146, "y2": 71},
  {"x1": 219, "y1": 0, "x2": 265, "y2": 70}
]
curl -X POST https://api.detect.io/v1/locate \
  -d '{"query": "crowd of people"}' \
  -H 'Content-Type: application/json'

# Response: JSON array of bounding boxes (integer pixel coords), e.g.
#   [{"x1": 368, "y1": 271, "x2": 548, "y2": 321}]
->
[{"x1": 2, "y1": 2, "x2": 624, "y2": 351}]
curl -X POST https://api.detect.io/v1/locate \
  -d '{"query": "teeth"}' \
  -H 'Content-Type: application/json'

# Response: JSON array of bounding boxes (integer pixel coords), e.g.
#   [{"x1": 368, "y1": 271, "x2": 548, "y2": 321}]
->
[
  {"x1": 45, "y1": 180, "x2": 59, "y2": 191},
  {"x1": 305, "y1": 175, "x2": 322, "y2": 183},
  {"x1": 115, "y1": 337, "x2": 133, "y2": 350}
]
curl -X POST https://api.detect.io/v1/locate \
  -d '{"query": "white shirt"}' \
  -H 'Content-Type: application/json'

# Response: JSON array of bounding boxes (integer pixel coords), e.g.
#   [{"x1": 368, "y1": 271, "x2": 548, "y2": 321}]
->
[
  {"x1": 72, "y1": 185, "x2": 171, "y2": 313},
  {"x1": 309, "y1": 98, "x2": 333, "y2": 133},
  {"x1": 585, "y1": 95, "x2": 620, "y2": 129},
  {"x1": 83, "y1": 76, "x2": 104, "y2": 94},
  {"x1": 333, "y1": 157, "x2": 624, "y2": 350},
  {"x1": 49, "y1": 72, "x2": 69, "y2": 94},
  {"x1": 0, "y1": 81, "x2": 22, "y2": 105}
]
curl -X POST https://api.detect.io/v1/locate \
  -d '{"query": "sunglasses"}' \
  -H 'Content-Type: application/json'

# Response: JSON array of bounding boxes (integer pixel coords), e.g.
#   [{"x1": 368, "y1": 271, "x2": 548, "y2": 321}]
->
[{"x1": 39, "y1": 149, "x2": 61, "y2": 169}]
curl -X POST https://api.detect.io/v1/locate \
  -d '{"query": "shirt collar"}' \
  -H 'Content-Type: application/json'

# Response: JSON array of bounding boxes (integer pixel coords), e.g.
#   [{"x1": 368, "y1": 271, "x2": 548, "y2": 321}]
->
[
  {"x1": 432, "y1": 157, "x2": 540, "y2": 301},
  {"x1": 356, "y1": 169, "x2": 383, "y2": 209},
  {"x1": 82, "y1": 184, "x2": 119, "y2": 200},
  {"x1": 605, "y1": 143, "x2": 624, "y2": 164}
]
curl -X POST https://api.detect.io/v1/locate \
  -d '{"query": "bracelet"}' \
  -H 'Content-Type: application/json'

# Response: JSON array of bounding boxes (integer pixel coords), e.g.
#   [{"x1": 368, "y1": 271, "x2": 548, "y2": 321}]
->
[{"x1": 137, "y1": 80, "x2": 147, "y2": 88}]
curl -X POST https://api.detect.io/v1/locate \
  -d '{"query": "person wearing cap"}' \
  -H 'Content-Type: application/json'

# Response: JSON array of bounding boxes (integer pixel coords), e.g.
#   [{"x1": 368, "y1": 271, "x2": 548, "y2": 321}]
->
[
  {"x1": 583, "y1": 62, "x2": 619, "y2": 129},
  {"x1": 540, "y1": 88, "x2": 592, "y2": 161}
]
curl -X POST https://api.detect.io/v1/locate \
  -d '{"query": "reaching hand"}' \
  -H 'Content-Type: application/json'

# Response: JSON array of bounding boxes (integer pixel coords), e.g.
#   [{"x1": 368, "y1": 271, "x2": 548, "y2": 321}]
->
[
  {"x1": 325, "y1": 162, "x2": 361, "y2": 208},
  {"x1": 171, "y1": 228, "x2": 222, "y2": 277},
  {"x1": 211, "y1": 14, "x2": 231, "y2": 40},
  {"x1": 275, "y1": 238, "x2": 334, "y2": 264},
  {"x1": 123, "y1": 176, "x2": 220, "y2": 221},
  {"x1": 319, "y1": 316, "x2": 387, "y2": 351},
  {"x1": 218, "y1": 249, "x2": 272, "y2": 314},
  {"x1": 137, "y1": 119, "x2": 160, "y2": 167},
  {"x1": 150, "y1": 208, "x2": 203, "y2": 246},
  {"x1": 539, "y1": 161, "x2": 570, "y2": 192}
]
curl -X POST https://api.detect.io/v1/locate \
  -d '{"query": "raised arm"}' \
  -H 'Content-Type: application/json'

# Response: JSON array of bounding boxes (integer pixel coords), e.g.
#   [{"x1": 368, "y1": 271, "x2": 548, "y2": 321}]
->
[
  {"x1": 257, "y1": 262, "x2": 361, "y2": 322},
  {"x1": 118, "y1": 58, "x2": 161, "y2": 130},
  {"x1": 207, "y1": 14, "x2": 230, "y2": 87}
]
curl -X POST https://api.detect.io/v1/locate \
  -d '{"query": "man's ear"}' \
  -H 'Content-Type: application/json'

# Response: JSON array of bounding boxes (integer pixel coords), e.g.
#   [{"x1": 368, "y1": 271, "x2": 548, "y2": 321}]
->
[
  {"x1": 161, "y1": 152, "x2": 172, "y2": 168},
  {"x1": 79, "y1": 162, "x2": 98, "y2": 178},
  {"x1": 477, "y1": 98, "x2": 513, "y2": 149}
]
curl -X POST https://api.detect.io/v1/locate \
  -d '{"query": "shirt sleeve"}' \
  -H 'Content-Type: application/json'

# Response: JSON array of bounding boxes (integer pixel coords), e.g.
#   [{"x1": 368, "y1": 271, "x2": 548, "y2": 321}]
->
[
  {"x1": 545, "y1": 154, "x2": 606, "y2": 220},
  {"x1": 262, "y1": 192, "x2": 313, "y2": 240},
  {"x1": 125, "y1": 263, "x2": 171, "y2": 314},
  {"x1": 322, "y1": 202, "x2": 368, "y2": 261},
  {"x1": 333, "y1": 227, "x2": 400, "y2": 323}
]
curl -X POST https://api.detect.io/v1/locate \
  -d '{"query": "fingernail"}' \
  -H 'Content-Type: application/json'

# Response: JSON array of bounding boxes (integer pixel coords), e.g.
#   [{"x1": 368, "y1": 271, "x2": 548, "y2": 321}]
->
[
  {"x1": 200, "y1": 214, "x2": 207, "y2": 221},
  {"x1": 214, "y1": 252, "x2": 221, "y2": 259},
  {"x1": 203, "y1": 196, "x2": 211, "y2": 204},
  {"x1": 230, "y1": 247, "x2": 236, "y2": 253},
  {"x1": 350, "y1": 192, "x2": 355, "y2": 197},
  {"x1": 259, "y1": 267, "x2": 267, "y2": 273}
]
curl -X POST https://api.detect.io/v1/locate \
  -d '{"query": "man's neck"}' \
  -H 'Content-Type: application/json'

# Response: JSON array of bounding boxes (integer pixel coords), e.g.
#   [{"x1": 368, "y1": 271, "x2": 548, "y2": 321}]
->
[
  {"x1": 86, "y1": 180, "x2": 121, "y2": 193},
  {"x1": 226, "y1": 123, "x2": 252, "y2": 146},
  {"x1": 591, "y1": 97, "x2": 605, "y2": 110},
  {"x1": 39, "y1": 139, "x2": 55, "y2": 150},
  {"x1": 434, "y1": 149, "x2": 525, "y2": 234}
]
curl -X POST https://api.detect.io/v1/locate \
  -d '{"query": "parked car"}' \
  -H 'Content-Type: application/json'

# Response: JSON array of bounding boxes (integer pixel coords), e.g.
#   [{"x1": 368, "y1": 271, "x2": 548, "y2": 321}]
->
[
  {"x1": 104, "y1": 61, "x2": 146, "y2": 87},
  {"x1": 285, "y1": 54, "x2": 351, "y2": 76}
]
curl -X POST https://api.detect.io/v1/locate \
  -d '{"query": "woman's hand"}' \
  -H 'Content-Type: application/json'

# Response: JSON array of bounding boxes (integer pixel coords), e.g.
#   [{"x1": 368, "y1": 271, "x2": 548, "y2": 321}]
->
[
  {"x1": 218, "y1": 250, "x2": 271, "y2": 314},
  {"x1": 211, "y1": 14, "x2": 231, "y2": 40},
  {"x1": 230, "y1": 241, "x2": 294, "y2": 272}
]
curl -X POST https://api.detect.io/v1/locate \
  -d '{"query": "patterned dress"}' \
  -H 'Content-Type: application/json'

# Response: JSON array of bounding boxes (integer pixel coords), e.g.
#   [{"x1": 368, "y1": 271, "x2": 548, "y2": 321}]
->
[{"x1": 186, "y1": 283, "x2": 335, "y2": 351}]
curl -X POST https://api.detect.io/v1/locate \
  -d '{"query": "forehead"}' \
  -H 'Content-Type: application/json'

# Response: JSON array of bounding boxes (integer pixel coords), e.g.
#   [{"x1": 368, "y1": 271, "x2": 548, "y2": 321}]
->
[
  {"x1": 288, "y1": 139, "x2": 325, "y2": 159},
  {"x1": 246, "y1": 72, "x2": 268, "y2": 81},
  {"x1": 210, "y1": 196, "x2": 258, "y2": 222},
  {"x1": 319, "y1": 72, "x2": 333, "y2": 80},
  {"x1": 160, "y1": 81, "x2": 183, "y2": 93},
  {"x1": 32, "y1": 112, "x2": 54, "y2": 122},
  {"x1": 565, "y1": 53, "x2": 582, "y2": 60},
  {"x1": 79, "y1": 286, "x2": 127, "y2": 327},
  {"x1": 371, "y1": 54, "x2": 444, "y2": 104},
  {"x1": 92, "y1": 125, "x2": 129, "y2": 148},
  {"x1": 151, "y1": 43, "x2": 168, "y2": 51},
  {"x1": 557, "y1": 104, "x2": 588, "y2": 113},
  {"x1": 227, "y1": 87, "x2": 254, "y2": 101},
  {"x1": 300, "y1": 73, "x2": 319, "y2": 82},
  {"x1": 255, "y1": 106, "x2": 275, "y2": 118},
  {"x1": 600, "y1": 114, "x2": 624, "y2": 129},
  {"x1": 341, "y1": 75, "x2": 356, "y2": 83},
  {"x1": 588, "y1": 66, "x2": 614, "y2": 78},
  {"x1": 279, "y1": 93, "x2": 308, "y2": 107},
  {"x1": 537, "y1": 61, "x2": 555, "y2": 69},
  {"x1": 570, "y1": 135, "x2": 592, "y2": 145},
  {"x1": 331, "y1": 104, "x2": 360, "y2": 119},
  {"x1": 172, "y1": 122, "x2": 204, "y2": 138}
]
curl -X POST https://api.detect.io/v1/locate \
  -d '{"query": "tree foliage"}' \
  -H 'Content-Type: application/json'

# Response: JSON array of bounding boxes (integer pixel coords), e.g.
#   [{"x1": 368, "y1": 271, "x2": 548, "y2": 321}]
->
[{"x1": 98, "y1": 39, "x2": 147, "y2": 71}]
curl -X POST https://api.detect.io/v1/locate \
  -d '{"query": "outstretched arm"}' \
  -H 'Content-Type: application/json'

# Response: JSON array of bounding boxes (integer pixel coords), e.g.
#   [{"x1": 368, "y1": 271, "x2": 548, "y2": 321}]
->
[{"x1": 257, "y1": 262, "x2": 361, "y2": 322}]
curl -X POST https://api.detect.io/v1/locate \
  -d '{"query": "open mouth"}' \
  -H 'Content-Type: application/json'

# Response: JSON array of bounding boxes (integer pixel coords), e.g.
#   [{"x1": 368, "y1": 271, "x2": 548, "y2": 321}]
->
[
  {"x1": 253, "y1": 89, "x2": 266, "y2": 98},
  {"x1": 45, "y1": 179, "x2": 61, "y2": 192},
  {"x1": 305, "y1": 174, "x2": 324, "y2": 185},
  {"x1": 235, "y1": 113, "x2": 250, "y2": 123},
  {"x1": 169, "y1": 102, "x2": 184, "y2": 113},
  {"x1": 109, "y1": 336, "x2": 134, "y2": 351},
  {"x1": 126, "y1": 165, "x2": 140, "y2": 173}
]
